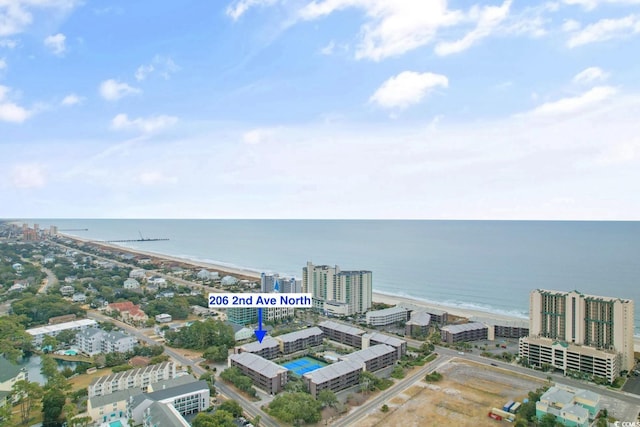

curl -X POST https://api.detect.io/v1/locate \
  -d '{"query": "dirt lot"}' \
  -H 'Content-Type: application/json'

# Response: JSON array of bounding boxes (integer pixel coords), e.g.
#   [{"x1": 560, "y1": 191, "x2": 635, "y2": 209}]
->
[{"x1": 358, "y1": 359, "x2": 546, "y2": 427}]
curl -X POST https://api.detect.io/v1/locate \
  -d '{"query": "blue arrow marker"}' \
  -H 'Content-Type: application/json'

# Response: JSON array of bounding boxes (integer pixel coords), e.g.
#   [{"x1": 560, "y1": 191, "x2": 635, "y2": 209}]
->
[{"x1": 255, "y1": 308, "x2": 267, "y2": 343}]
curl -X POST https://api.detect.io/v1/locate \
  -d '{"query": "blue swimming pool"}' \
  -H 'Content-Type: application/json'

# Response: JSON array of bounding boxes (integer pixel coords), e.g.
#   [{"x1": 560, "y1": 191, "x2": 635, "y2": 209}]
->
[
  {"x1": 109, "y1": 421, "x2": 123, "y2": 427},
  {"x1": 281, "y1": 356, "x2": 327, "y2": 376}
]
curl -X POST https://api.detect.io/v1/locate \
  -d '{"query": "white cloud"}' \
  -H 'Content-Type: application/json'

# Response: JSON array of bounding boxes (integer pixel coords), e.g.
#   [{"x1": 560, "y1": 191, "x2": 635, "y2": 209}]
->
[
  {"x1": 99, "y1": 79, "x2": 141, "y2": 101},
  {"x1": 561, "y1": 19, "x2": 581, "y2": 32},
  {"x1": 320, "y1": 40, "x2": 335, "y2": 55},
  {"x1": 435, "y1": 0, "x2": 512, "y2": 56},
  {"x1": 572, "y1": 67, "x2": 609, "y2": 84},
  {"x1": 138, "y1": 171, "x2": 178, "y2": 186},
  {"x1": 111, "y1": 113, "x2": 178, "y2": 134},
  {"x1": 370, "y1": 71, "x2": 448, "y2": 110},
  {"x1": 44, "y1": 33, "x2": 66, "y2": 55},
  {"x1": 226, "y1": 0, "x2": 278, "y2": 20},
  {"x1": 563, "y1": 0, "x2": 640, "y2": 10},
  {"x1": 0, "y1": 39, "x2": 18, "y2": 48},
  {"x1": 0, "y1": 85, "x2": 31, "y2": 123},
  {"x1": 61, "y1": 93, "x2": 82, "y2": 106},
  {"x1": 567, "y1": 14, "x2": 640, "y2": 48},
  {"x1": 135, "y1": 64, "x2": 154, "y2": 81},
  {"x1": 134, "y1": 55, "x2": 179, "y2": 81},
  {"x1": 0, "y1": 0, "x2": 79, "y2": 37},
  {"x1": 10, "y1": 163, "x2": 46, "y2": 189},
  {"x1": 299, "y1": 0, "x2": 465, "y2": 61},
  {"x1": 526, "y1": 86, "x2": 617, "y2": 117},
  {"x1": 242, "y1": 128, "x2": 275, "y2": 144},
  {"x1": 0, "y1": 57, "x2": 6, "y2": 70}
]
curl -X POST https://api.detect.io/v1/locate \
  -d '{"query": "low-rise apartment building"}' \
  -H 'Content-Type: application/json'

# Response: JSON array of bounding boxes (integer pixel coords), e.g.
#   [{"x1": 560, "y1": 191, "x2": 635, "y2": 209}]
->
[
  {"x1": 89, "y1": 362, "x2": 176, "y2": 397},
  {"x1": 275, "y1": 327, "x2": 323, "y2": 354},
  {"x1": 440, "y1": 322, "x2": 488, "y2": 344},
  {"x1": 365, "y1": 306, "x2": 409, "y2": 326},
  {"x1": 535, "y1": 385, "x2": 600, "y2": 427},
  {"x1": 27, "y1": 318, "x2": 97, "y2": 346},
  {"x1": 318, "y1": 320, "x2": 365, "y2": 348},
  {"x1": 235, "y1": 336, "x2": 281, "y2": 360},
  {"x1": 340, "y1": 344, "x2": 397, "y2": 372},
  {"x1": 405, "y1": 311, "x2": 431, "y2": 337},
  {"x1": 228, "y1": 352, "x2": 289, "y2": 394},
  {"x1": 363, "y1": 332, "x2": 407, "y2": 359},
  {"x1": 76, "y1": 327, "x2": 137, "y2": 356},
  {"x1": 303, "y1": 359, "x2": 363, "y2": 398}
]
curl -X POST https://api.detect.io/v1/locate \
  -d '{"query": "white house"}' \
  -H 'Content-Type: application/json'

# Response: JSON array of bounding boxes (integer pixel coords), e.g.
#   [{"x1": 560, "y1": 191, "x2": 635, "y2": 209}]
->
[
  {"x1": 60, "y1": 285, "x2": 75, "y2": 296},
  {"x1": 11, "y1": 263, "x2": 23, "y2": 273},
  {"x1": 220, "y1": 275, "x2": 238, "y2": 286},
  {"x1": 196, "y1": 269, "x2": 219, "y2": 281},
  {"x1": 9, "y1": 282, "x2": 28, "y2": 292},
  {"x1": 72, "y1": 293, "x2": 87, "y2": 303},
  {"x1": 123, "y1": 278, "x2": 141, "y2": 290},
  {"x1": 148, "y1": 276, "x2": 167, "y2": 287},
  {"x1": 129, "y1": 269, "x2": 147, "y2": 280},
  {"x1": 155, "y1": 314, "x2": 172, "y2": 323}
]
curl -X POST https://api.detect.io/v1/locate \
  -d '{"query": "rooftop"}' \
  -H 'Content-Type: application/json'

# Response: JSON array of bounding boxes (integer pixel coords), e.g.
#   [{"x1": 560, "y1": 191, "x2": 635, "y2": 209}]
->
[
  {"x1": 229, "y1": 352, "x2": 288, "y2": 379},
  {"x1": 0, "y1": 357, "x2": 22, "y2": 383},
  {"x1": 366, "y1": 306, "x2": 408, "y2": 317},
  {"x1": 441, "y1": 322, "x2": 488, "y2": 334},
  {"x1": 303, "y1": 359, "x2": 363, "y2": 383},
  {"x1": 148, "y1": 374, "x2": 197, "y2": 392},
  {"x1": 366, "y1": 332, "x2": 406, "y2": 347},
  {"x1": 239, "y1": 336, "x2": 279, "y2": 352},
  {"x1": 90, "y1": 362, "x2": 173, "y2": 387},
  {"x1": 146, "y1": 380, "x2": 209, "y2": 402},
  {"x1": 276, "y1": 327, "x2": 323, "y2": 343},
  {"x1": 88, "y1": 387, "x2": 142, "y2": 409},
  {"x1": 340, "y1": 344, "x2": 395, "y2": 365},
  {"x1": 144, "y1": 401, "x2": 190, "y2": 427},
  {"x1": 318, "y1": 320, "x2": 365, "y2": 336},
  {"x1": 27, "y1": 318, "x2": 97, "y2": 336},
  {"x1": 406, "y1": 311, "x2": 431, "y2": 326}
]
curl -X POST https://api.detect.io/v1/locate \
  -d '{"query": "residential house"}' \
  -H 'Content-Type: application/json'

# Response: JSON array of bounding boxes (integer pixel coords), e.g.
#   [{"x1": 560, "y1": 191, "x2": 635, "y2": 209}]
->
[
  {"x1": 123, "y1": 278, "x2": 141, "y2": 290},
  {"x1": 106, "y1": 301, "x2": 149, "y2": 324}
]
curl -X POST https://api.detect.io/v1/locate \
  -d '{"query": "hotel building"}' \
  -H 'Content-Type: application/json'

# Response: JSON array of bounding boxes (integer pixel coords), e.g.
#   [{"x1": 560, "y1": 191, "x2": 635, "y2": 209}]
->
[
  {"x1": 303, "y1": 262, "x2": 372, "y2": 315},
  {"x1": 519, "y1": 289, "x2": 634, "y2": 383}
]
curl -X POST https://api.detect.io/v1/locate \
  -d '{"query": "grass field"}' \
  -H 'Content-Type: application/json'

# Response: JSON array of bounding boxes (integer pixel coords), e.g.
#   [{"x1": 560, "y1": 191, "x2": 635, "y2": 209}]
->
[
  {"x1": 69, "y1": 366, "x2": 114, "y2": 390},
  {"x1": 359, "y1": 359, "x2": 545, "y2": 427}
]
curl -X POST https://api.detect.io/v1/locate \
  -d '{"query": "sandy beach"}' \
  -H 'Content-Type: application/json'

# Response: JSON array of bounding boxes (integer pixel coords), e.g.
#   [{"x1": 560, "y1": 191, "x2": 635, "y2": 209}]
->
[{"x1": 59, "y1": 232, "x2": 640, "y2": 349}]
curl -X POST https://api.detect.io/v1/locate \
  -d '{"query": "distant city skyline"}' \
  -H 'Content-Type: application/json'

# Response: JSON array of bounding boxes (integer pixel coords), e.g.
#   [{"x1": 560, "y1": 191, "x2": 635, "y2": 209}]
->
[{"x1": 1, "y1": 1, "x2": 640, "y2": 219}]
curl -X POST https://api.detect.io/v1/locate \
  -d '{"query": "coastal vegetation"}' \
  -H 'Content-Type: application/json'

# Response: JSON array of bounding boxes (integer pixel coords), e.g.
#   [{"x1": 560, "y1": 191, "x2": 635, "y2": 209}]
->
[
  {"x1": 164, "y1": 318, "x2": 234, "y2": 350},
  {"x1": 268, "y1": 392, "x2": 322, "y2": 425},
  {"x1": 219, "y1": 366, "x2": 257, "y2": 397}
]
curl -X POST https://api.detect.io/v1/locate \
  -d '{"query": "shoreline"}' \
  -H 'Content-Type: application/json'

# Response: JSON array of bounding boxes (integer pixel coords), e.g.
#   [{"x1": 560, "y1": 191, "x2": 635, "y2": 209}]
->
[{"x1": 57, "y1": 232, "x2": 640, "y2": 349}]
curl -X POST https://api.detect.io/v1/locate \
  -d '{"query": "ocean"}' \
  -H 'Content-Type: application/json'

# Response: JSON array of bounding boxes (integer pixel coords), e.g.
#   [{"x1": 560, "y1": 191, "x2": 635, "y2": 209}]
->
[{"x1": 24, "y1": 219, "x2": 640, "y2": 335}]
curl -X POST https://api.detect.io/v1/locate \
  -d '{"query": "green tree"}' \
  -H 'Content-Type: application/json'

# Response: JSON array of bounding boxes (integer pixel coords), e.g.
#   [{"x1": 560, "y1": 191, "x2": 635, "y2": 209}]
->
[
  {"x1": 0, "y1": 316, "x2": 33, "y2": 361},
  {"x1": 42, "y1": 335, "x2": 59, "y2": 351},
  {"x1": 539, "y1": 413, "x2": 559, "y2": 427},
  {"x1": 268, "y1": 392, "x2": 322, "y2": 424},
  {"x1": 12, "y1": 380, "x2": 43, "y2": 425},
  {"x1": 217, "y1": 400, "x2": 243, "y2": 418},
  {"x1": 191, "y1": 411, "x2": 235, "y2": 427},
  {"x1": 381, "y1": 404, "x2": 389, "y2": 413},
  {"x1": 317, "y1": 390, "x2": 337, "y2": 408},
  {"x1": 42, "y1": 388, "x2": 66, "y2": 427},
  {"x1": 203, "y1": 345, "x2": 229, "y2": 363}
]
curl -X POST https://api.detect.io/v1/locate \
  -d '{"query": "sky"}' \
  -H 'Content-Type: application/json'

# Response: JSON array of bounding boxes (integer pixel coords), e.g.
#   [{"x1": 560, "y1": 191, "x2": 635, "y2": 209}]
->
[{"x1": 1, "y1": 0, "x2": 640, "y2": 219}]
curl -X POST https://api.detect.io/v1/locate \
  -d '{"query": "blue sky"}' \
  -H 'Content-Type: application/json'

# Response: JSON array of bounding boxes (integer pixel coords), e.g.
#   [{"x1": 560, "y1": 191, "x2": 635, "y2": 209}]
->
[{"x1": 1, "y1": 0, "x2": 640, "y2": 219}]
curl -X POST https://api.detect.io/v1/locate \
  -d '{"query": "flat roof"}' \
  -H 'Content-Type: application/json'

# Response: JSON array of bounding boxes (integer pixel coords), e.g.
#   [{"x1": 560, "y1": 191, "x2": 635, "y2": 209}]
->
[
  {"x1": 90, "y1": 362, "x2": 173, "y2": 387},
  {"x1": 149, "y1": 375, "x2": 197, "y2": 392},
  {"x1": 146, "y1": 380, "x2": 209, "y2": 402},
  {"x1": 27, "y1": 318, "x2": 97, "y2": 336},
  {"x1": 341, "y1": 344, "x2": 395, "y2": 365},
  {"x1": 276, "y1": 327, "x2": 323, "y2": 343},
  {"x1": 366, "y1": 306, "x2": 408, "y2": 317},
  {"x1": 229, "y1": 352, "x2": 288, "y2": 379},
  {"x1": 441, "y1": 322, "x2": 488, "y2": 334},
  {"x1": 303, "y1": 359, "x2": 363, "y2": 384},
  {"x1": 89, "y1": 388, "x2": 142, "y2": 408},
  {"x1": 318, "y1": 320, "x2": 365, "y2": 336}
]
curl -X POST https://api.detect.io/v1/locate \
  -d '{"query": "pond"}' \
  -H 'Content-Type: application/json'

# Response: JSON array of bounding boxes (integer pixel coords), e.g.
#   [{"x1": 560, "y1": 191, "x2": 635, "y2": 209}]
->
[{"x1": 19, "y1": 355, "x2": 91, "y2": 385}]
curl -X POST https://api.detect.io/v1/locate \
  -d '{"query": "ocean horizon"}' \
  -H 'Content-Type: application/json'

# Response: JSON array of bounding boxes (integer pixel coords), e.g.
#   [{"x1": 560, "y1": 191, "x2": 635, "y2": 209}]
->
[{"x1": 15, "y1": 219, "x2": 640, "y2": 336}]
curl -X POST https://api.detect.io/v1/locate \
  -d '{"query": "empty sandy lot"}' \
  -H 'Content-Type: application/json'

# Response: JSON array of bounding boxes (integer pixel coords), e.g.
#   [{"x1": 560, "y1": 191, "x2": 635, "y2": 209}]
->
[{"x1": 358, "y1": 359, "x2": 546, "y2": 427}]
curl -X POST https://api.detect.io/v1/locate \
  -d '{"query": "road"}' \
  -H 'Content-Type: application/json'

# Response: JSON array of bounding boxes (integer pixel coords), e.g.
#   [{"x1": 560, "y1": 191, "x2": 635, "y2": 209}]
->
[
  {"x1": 86, "y1": 310, "x2": 280, "y2": 427},
  {"x1": 332, "y1": 354, "x2": 452, "y2": 427},
  {"x1": 38, "y1": 267, "x2": 58, "y2": 294}
]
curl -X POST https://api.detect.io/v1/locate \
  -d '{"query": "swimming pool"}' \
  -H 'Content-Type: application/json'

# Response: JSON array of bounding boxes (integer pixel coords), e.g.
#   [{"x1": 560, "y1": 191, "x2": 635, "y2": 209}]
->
[
  {"x1": 109, "y1": 421, "x2": 123, "y2": 427},
  {"x1": 281, "y1": 356, "x2": 327, "y2": 376}
]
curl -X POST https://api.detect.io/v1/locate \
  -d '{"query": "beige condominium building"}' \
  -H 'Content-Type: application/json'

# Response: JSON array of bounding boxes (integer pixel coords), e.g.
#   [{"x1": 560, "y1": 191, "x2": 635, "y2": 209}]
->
[
  {"x1": 519, "y1": 289, "x2": 634, "y2": 383},
  {"x1": 302, "y1": 262, "x2": 372, "y2": 315}
]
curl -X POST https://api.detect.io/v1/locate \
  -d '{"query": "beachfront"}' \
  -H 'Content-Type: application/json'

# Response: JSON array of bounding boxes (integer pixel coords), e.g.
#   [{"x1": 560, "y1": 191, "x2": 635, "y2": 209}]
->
[{"x1": 58, "y1": 232, "x2": 640, "y2": 351}]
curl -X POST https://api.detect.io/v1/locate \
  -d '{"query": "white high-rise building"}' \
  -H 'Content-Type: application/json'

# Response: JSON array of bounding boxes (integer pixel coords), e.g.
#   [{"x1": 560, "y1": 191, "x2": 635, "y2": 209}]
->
[
  {"x1": 519, "y1": 289, "x2": 635, "y2": 383},
  {"x1": 302, "y1": 262, "x2": 372, "y2": 315}
]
